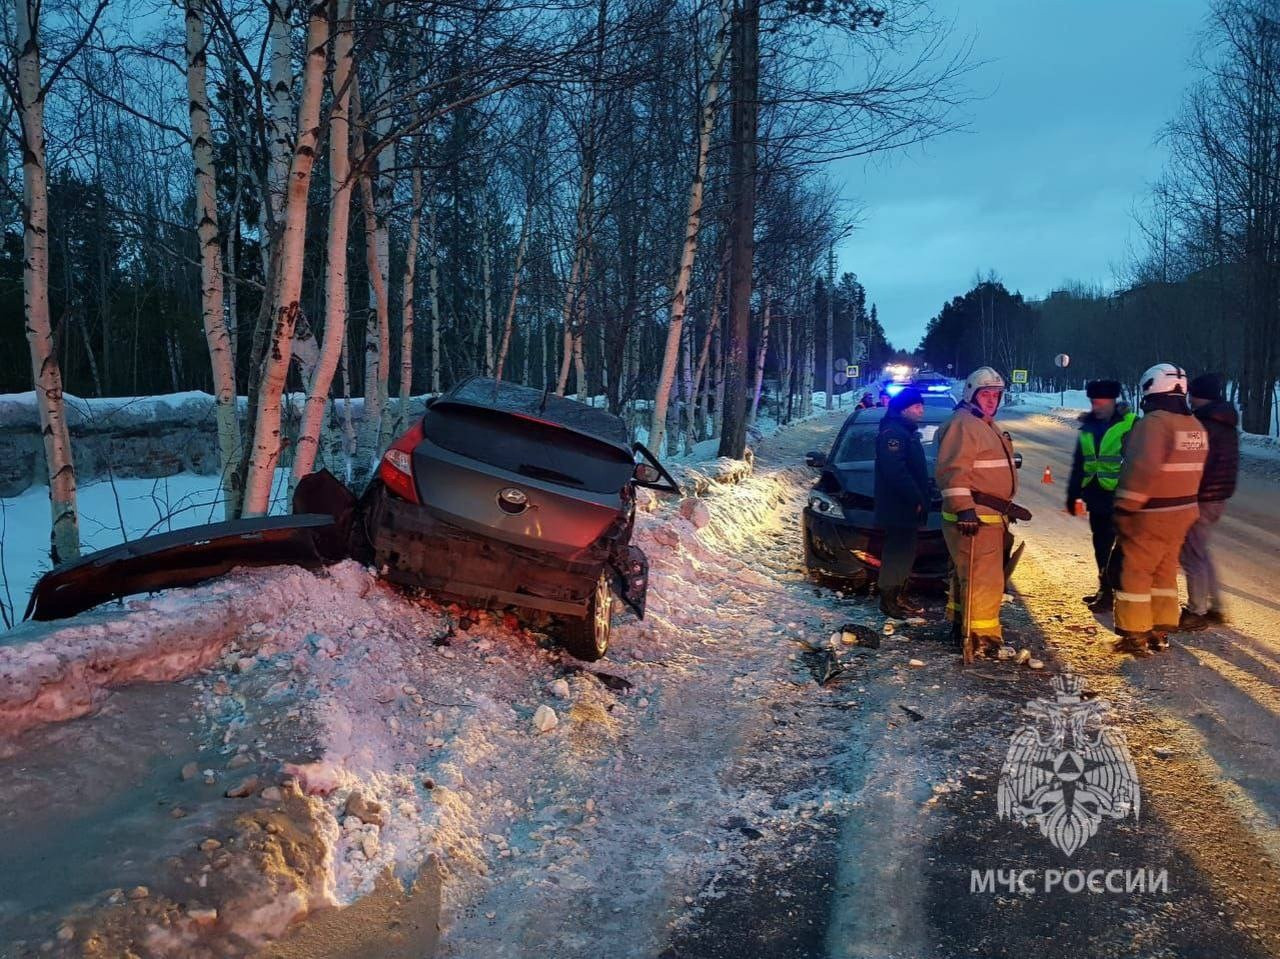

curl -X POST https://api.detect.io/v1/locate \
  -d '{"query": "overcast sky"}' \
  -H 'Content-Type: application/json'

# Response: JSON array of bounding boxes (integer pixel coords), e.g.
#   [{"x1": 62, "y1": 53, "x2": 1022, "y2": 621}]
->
[{"x1": 835, "y1": 0, "x2": 1208, "y2": 351}]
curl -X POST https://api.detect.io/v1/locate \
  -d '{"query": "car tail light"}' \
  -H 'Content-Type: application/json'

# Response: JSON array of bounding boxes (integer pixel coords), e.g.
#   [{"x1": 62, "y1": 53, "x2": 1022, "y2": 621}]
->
[
  {"x1": 378, "y1": 420, "x2": 424, "y2": 504},
  {"x1": 852, "y1": 550, "x2": 882, "y2": 568}
]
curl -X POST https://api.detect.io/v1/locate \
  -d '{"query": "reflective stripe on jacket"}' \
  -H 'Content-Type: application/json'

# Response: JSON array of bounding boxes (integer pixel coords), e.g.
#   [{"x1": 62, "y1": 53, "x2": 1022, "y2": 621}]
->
[
  {"x1": 934, "y1": 403, "x2": 1018, "y2": 521},
  {"x1": 1114, "y1": 408, "x2": 1207, "y2": 513},
  {"x1": 1080, "y1": 412, "x2": 1135, "y2": 491}
]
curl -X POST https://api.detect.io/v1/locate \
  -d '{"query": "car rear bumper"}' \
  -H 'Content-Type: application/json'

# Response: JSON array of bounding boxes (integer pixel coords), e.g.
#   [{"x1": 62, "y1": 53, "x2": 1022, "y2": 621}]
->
[
  {"x1": 363, "y1": 484, "x2": 647, "y2": 618},
  {"x1": 802, "y1": 507, "x2": 950, "y2": 582}
]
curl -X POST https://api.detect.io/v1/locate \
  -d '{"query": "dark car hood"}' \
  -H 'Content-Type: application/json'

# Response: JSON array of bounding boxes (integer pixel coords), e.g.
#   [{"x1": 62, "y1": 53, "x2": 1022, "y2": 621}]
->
[{"x1": 818, "y1": 460, "x2": 942, "y2": 531}]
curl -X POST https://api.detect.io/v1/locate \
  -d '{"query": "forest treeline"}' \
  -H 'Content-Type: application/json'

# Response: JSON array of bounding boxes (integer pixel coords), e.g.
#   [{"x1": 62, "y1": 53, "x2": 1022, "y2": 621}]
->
[
  {"x1": 2, "y1": 0, "x2": 965, "y2": 561},
  {"x1": 919, "y1": 0, "x2": 1280, "y2": 436}
]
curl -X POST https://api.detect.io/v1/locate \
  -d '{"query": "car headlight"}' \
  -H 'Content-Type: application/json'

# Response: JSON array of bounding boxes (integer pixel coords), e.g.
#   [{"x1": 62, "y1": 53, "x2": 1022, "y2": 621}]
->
[{"x1": 808, "y1": 490, "x2": 841, "y2": 514}]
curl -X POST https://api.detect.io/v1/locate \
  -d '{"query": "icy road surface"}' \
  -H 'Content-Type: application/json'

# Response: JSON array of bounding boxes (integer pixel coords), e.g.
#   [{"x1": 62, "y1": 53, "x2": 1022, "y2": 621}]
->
[{"x1": 0, "y1": 406, "x2": 1276, "y2": 959}]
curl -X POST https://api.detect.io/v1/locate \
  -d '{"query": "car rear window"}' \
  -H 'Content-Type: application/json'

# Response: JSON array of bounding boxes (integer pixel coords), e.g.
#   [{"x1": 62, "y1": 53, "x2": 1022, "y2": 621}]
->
[{"x1": 421, "y1": 404, "x2": 635, "y2": 494}]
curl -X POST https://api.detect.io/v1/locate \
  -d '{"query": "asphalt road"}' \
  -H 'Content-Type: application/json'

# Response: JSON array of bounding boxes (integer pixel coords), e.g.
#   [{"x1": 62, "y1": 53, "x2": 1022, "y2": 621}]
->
[{"x1": 663, "y1": 406, "x2": 1280, "y2": 959}]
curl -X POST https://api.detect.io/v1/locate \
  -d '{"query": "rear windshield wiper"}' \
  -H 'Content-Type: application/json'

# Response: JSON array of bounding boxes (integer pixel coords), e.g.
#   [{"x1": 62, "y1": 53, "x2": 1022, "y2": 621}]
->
[{"x1": 517, "y1": 463, "x2": 585, "y2": 486}]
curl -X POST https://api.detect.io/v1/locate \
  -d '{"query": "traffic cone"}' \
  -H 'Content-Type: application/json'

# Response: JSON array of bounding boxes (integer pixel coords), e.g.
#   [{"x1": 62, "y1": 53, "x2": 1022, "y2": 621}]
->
[{"x1": 1042, "y1": 466, "x2": 1053, "y2": 484}]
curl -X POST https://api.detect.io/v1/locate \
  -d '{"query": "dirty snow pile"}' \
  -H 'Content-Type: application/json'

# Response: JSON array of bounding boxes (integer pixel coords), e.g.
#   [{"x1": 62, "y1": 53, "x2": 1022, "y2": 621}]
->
[{"x1": 1, "y1": 448, "x2": 873, "y2": 956}]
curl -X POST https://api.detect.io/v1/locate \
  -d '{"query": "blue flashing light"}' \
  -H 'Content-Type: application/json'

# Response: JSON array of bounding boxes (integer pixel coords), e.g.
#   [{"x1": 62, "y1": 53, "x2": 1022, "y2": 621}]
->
[
  {"x1": 885, "y1": 383, "x2": 906, "y2": 396},
  {"x1": 926, "y1": 384, "x2": 950, "y2": 392}
]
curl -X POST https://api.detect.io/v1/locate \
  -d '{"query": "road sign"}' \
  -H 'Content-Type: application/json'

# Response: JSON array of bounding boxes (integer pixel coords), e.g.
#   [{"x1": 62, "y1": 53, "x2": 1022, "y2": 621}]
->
[
  {"x1": 846, "y1": 364, "x2": 860, "y2": 379},
  {"x1": 833, "y1": 356, "x2": 849, "y2": 371},
  {"x1": 834, "y1": 371, "x2": 848, "y2": 387},
  {"x1": 1054, "y1": 353, "x2": 1070, "y2": 368},
  {"x1": 1011, "y1": 369, "x2": 1028, "y2": 384}
]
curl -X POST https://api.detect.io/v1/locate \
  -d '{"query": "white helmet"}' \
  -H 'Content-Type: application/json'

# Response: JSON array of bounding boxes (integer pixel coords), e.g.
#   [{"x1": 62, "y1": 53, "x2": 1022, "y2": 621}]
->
[
  {"x1": 1139, "y1": 363, "x2": 1187, "y2": 397},
  {"x1": 962, "y1": 366, "x2": 1006, "y2": 404}
]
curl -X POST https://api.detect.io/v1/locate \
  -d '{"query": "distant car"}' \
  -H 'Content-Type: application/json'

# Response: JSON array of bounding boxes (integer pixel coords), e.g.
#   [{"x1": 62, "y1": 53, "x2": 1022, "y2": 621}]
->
[
  {"x1": 801, "y1": 404, "x2": 1022, "y2": 590},
  {"x1": 878, "y1": 373, "x2": 955, "y2": 405},
  {"x1": 359, "y1": 377, "x2": 680, "y2": 660}
]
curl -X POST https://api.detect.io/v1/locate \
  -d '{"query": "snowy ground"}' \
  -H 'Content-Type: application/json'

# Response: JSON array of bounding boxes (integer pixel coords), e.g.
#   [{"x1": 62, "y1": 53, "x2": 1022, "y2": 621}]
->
[{"x1": 2, "y1": 404, "x2": 1278, "y2": 958}]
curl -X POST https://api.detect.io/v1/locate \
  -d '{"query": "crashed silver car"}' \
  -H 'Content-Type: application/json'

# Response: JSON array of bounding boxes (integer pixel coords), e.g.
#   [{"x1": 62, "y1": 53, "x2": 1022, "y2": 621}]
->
[{"x1": 25, "y1": 377, "x2": 680, "y2": 662}]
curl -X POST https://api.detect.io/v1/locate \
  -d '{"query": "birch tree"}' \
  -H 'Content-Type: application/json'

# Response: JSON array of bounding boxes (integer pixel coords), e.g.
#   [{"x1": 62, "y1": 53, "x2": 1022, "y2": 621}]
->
[
  {"x1": 292, "y1": 0, "x2": 355, "y2": 486},
  {"x1": 241, "y1": 0, "x2": 329, "y2": 516},
  {"x1": 186, "y1": 0, "x2": 242, "y2": 517},
  {"x1": 4, "y1": 0, "x2": 108, "y2": 562},
  {"x1": 649, "y1": 0, "x2": 730, "y2": 454}
]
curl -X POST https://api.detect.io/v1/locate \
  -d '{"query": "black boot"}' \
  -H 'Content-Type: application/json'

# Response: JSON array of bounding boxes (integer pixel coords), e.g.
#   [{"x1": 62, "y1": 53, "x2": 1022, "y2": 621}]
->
[
  {"x1": 1088, "y1": 587, "x2": 1114, "y2": 612},
  {"x1": 1177, "y1": 608, "x2": 1210, "y2": 632},
  {"x1": 949, "y1": 618, "x2": 963, "y2": 650},
  {"x1": 1084, "y1": 578, "x2": 1114, "y2": 611},
  {"x1": 879, "y1": 587, "x2": 910, "y2": 620},
  {"x1": 897, "y1": 589, "x2": 925, "y2": 618},
  {"x1": 1148, "y1": 630, "x2": 1170, "y2": 652}
]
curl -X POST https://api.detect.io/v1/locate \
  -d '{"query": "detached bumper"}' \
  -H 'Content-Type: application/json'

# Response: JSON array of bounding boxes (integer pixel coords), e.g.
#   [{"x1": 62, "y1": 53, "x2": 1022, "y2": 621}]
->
[{"x1": 25, "y1": 514, "x2": 345, "y2": 622}]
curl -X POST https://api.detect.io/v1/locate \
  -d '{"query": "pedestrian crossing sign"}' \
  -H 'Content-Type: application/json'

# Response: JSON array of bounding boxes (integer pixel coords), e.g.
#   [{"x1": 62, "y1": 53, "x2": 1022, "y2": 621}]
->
[
  {"x1": 846, "y1": 364, "x2": 860, "y2": 378},
  {"x1": 1011, "y1": 369, "x2": 1028, "y2": 385}
]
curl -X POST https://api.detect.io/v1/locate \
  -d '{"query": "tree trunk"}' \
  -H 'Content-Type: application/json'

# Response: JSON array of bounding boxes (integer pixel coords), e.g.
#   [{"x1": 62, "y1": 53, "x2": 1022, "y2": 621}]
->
[
  {"x1": 495, "y1": 199, "x2": 533, "y2": 383},
  {"x1": 265, "y1": 0, "x2": 293, "y2": 238},
  {"x1": 825, "y1": 247, "x2": 834, "y2": 409},
  {"x1": 16, "y1": 0, "x2": 79, "y2": 562},
  {"x1": 717, "y1": 0, "x2": 758, "y2": 459},
  {"x1": 291, "y1": 0, "x2": 354, "y2": 487},
  {"x1": 400, "y1": 162, "x2": 424, "y2": 423},
  {"x1": 351, "y1": 81, "x2": 390, "y2": 486},
  {"x1": 650, "y1": 0, "x2": 730, "y2": 455},
  {"x1": 186, "y1": 0, "x2": 242, "y2": 517},
  {"x1": 749, "y1": 286, "x2": 771, "y2": 425},
  {"x1": 482, "y1": 223, "x2": 493, "y2": 376},
  {"x1": 428, "y1": 207, "x2": 441, "y2": 393},
  {"x1": 241, "y1": 1, "x2": 329, "y2": 516},
  {"x1": 557, "y1": 183, "x2": 590, "y2": 396}
]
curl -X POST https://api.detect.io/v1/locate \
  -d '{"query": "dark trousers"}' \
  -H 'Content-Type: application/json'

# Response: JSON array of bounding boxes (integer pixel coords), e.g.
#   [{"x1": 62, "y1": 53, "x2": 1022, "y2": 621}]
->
[
  {"x1": 1084, "y1": 493, "x2": 1116, "y2": 579},
  {"x1": 879, "y1": 526, "x2": 919, "y2": 592}
]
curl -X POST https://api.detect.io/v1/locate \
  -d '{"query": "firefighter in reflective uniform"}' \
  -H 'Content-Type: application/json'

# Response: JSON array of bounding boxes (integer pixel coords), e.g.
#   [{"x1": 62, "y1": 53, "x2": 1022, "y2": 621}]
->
[
  {"x1": 935, "y1": 367, "x2": 1019, "y2": 658},
  {"x1": 1065, "y1": 379, "x2": 1135, "y2": 611},
  {"x1": 1112, "y1": 363, "x2": 1207, "y2": 656}
]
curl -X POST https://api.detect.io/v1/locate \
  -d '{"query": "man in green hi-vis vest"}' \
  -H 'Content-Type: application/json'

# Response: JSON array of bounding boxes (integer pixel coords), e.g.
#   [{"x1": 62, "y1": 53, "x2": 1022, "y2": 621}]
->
[{"x1": 1065, "y1": 379, "x2": 1136, "y2": 612}]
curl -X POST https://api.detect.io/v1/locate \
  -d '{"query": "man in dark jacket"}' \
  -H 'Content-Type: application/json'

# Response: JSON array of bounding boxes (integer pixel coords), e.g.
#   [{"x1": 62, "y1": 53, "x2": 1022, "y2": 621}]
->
[
  {"x1": 1065, "y1": 380, "x2": 1135, "y2": 611},
  {"x1": 875, "y1": 386, "x2": 931, "y2": 618},
  {"x1": 1179, "y1": 373, "x2": 1239, "y2": 630}
]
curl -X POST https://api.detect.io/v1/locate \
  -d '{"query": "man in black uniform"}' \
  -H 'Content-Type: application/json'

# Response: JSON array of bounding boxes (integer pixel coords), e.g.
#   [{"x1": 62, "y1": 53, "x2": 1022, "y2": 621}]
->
[
  {"x1": 875, "y1": 386, "x2": 932, "y2": 618},
  {"x1": 1065, "y1": 379, "x2": 1135, "y2": 611}
]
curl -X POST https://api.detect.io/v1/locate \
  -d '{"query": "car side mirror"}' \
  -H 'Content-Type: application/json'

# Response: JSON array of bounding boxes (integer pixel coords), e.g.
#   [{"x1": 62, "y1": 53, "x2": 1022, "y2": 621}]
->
[
  {"x1": 631, "y1": 442, "x2": 682, "y2": 494},
  {"x1": 805, "y1": 450, "x2": 826, "y2": 469},
  {"x1": 1013, "y1": 452, "x2": 1023, "y2": 469}
]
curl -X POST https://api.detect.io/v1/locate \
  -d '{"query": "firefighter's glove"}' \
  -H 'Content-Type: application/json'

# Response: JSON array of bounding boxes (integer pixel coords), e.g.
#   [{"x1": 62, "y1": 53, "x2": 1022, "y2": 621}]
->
[{"x1": 955, "y1": 509, "x2": 981, "y2": 536}]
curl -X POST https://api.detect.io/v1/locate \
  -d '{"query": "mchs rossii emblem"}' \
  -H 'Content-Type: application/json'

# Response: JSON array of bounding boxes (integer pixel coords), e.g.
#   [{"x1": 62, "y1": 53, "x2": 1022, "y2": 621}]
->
[{"x1": 997, "y1": 672, "x2": 1140, "y2": 856}]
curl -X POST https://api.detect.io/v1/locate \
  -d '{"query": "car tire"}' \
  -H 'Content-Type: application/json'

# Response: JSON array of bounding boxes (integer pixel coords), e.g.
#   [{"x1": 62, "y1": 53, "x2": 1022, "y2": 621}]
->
[{"x1": 557, "y1": 569, "x2": 613, "y2": 661}]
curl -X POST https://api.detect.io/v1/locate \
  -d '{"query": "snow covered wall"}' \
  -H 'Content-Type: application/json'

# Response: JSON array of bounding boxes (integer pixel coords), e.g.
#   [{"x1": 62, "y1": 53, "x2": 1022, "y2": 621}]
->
[{"x1": 0, "y1": 392, "x2": 434, "y2": 497}]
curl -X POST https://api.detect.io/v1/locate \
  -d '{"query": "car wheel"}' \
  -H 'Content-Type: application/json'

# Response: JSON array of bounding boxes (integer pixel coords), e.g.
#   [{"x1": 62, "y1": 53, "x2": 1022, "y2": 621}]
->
[{"x1": 557, "y1": 569, "x2": 613, "y2": 661}]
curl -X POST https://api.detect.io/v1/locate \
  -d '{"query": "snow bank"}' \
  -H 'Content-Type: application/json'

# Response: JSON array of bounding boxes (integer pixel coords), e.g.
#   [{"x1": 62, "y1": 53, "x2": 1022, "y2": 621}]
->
[
  {"x1": 0, "y1": 565, "x2": 318, "y2": 741},
  {"x1": 0, "y1": 424, "x2": 859, "y2": 956}
]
